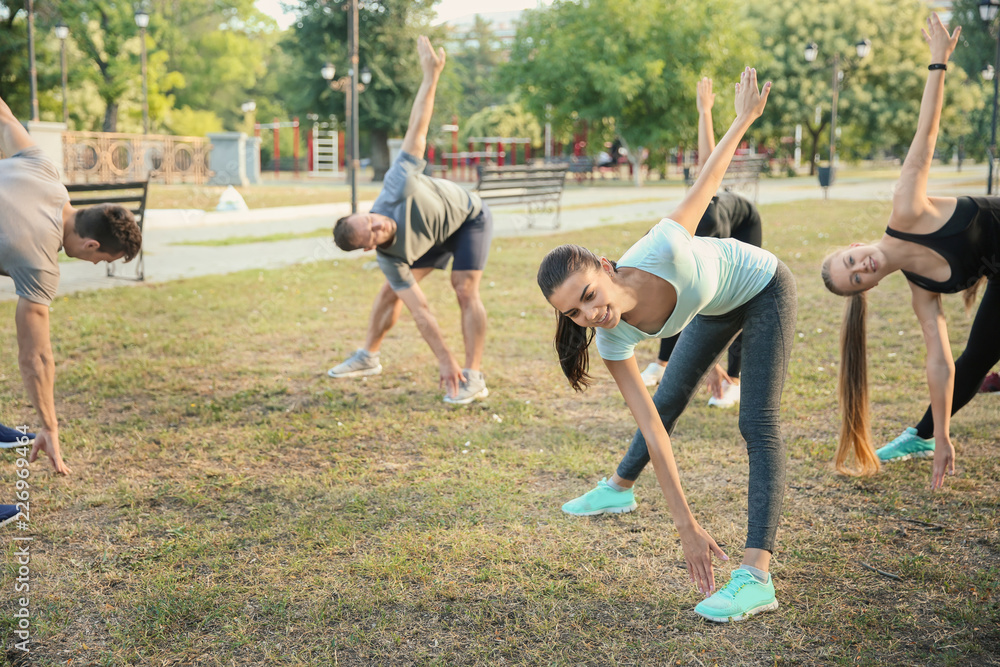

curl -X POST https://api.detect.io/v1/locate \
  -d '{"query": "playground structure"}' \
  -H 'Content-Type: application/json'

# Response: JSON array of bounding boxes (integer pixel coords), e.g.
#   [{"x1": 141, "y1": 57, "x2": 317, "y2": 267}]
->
[
  {"x1": 254, "y1": 117, "x2": 300, "y2": 179},
  {"x1": 307, "y1": 122, "x2": 341, "y2": 177}
]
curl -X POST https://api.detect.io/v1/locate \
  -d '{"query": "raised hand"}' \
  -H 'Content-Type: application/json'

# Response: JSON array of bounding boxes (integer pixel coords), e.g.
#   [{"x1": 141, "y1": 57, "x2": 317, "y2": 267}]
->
[
  {"x1": 417, "y1": 35, "x2": 446, "y2": 79},
  {"x1": 696, "y1": 77, "x2": 715, "y2": 114},
  {"x1": 733, "y1": 67, "x2": 770, "y2": 122},
  {"x1": 922, "y1": 13, "x2": 961, "y2": 64}
]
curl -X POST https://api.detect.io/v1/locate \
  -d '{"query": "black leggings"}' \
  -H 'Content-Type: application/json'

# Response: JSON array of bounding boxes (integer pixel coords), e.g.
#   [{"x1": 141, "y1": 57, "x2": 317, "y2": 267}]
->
[
  {"x1": 914, "y1": 278, "x2": 1000, "y2": 438},
  {"x1": 657, "y1": 197, "x2": 763, "y2": 376}
]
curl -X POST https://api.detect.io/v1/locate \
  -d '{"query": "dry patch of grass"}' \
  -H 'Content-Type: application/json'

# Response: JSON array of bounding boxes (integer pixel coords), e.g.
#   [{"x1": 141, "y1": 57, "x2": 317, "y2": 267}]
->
[{"x1": 0, "y1": 200, "x2": 997, "y2": 665}]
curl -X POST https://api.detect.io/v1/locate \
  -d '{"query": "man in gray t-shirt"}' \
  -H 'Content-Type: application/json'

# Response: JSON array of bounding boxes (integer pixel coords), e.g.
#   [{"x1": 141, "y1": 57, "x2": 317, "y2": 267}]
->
[
  {"x1": 331, "y1": 36, "x2": 492, "y2": 405},
  {"x1": 0, "y1": 94, "x2": 142, "y2": 475}
]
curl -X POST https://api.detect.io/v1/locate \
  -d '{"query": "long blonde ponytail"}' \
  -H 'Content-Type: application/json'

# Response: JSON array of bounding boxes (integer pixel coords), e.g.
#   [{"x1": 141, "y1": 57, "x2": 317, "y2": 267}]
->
[{"x1": 834, "y1": 292, "x2": 881, "y2": 476}]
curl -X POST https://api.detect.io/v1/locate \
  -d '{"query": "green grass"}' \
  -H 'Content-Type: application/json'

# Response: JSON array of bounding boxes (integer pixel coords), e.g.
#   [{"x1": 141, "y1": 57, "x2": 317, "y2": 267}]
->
[
  {"x1": 0, "y1": 200, "x2": 998, "y2": 665},
  {"x1": 169, "y1": 228, "x2": 332, "y2": 247}
]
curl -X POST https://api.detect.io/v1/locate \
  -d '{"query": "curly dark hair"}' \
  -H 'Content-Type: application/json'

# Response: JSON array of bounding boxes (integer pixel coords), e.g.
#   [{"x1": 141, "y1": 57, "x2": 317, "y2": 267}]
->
[{"x1": 74, "y1": 204, "x2": 142, "y2": 262}]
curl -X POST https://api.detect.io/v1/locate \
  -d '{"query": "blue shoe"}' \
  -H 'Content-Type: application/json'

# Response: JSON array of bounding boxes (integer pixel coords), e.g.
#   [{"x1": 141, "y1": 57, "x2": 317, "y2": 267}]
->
[
  {"x1": 876, "y1": 427, "x2": 934, "y2": 462},
  {"x1": 694, "y1": 568, "x2": 779, "y2": 623},
  {"x1": 562, "y1": 478, "x2": 638, "y2": 516},
  {"x1": 0, "y1": 504, "x2": 21, "y2": 529},
  {"x1": 0, "y1": 424, "x2": 34, "y2": 449}
]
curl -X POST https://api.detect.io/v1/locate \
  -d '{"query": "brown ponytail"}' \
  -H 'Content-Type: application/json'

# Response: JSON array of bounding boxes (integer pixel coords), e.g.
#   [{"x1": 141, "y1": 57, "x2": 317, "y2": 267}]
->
[
  {"x1": 834, "y1": 292, "x2": 881, "y2": 476},
  {"x1": 821, "y1": 253, "x2": 880, "y2": 476},
  {"x1": 538, "y1": 244, "x2": 607, "y2": 392}
]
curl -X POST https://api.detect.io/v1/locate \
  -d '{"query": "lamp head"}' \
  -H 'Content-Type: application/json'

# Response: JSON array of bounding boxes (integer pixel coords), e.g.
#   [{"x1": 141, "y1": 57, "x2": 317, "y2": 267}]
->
[
  {"x1": 54, "y1": 21, "x2": 69, "y2": 40},
  {"x1": 981, "y1": 0, "x2": 1000, "y2": 23},
  {"x1": 360, "y1": 66, "x2": 372, "y2": 85},
  {"x1": 804, "y1": 42, "x2": 819, "y2": 63},
  {"x1": 856, "y1": 38, "x2": 871, "y2": 59},
  {"x1": 321, "y1": 62, "x2": 336, "y2": 81},
  {"x1": 134, "y1": 10, "x2": 150, "y2": 29}
]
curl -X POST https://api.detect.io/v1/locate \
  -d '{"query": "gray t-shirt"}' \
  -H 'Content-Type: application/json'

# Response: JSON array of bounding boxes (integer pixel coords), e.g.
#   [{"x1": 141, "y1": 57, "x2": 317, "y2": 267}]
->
[
  {"x1": 0, "y1": 147, "x2": 66, "y2": 305},
  {"x1": 373, "y1": 150, "x2": 482, "y2": 290}
]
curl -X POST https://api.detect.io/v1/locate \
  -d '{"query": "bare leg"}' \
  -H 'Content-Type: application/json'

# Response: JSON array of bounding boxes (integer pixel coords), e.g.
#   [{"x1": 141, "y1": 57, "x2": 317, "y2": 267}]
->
[
  {"x1": 362, "y1": 268, "x2": 435, "y2": 353},
  {"x1": 451, "y1": 269, "x2": 486, "y2": 370},
  {"x1": 742, "y1": 547, "x2": 771, "y2": 572}
]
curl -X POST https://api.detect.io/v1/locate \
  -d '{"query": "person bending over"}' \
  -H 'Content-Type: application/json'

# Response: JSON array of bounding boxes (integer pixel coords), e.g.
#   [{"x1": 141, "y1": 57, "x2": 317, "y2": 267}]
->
[
  {"x1": 0, "y1": 93, "x2": 142, "y2": 475},
  {"x1": 329, "y1": 36, "x2": 492, "y2": 405},
  {"x1": 821, "y1": 15, "x2": 978, "y2": 491},
  {"x1": 539, "y1": 68, "x2": 794, "y2": 622}
]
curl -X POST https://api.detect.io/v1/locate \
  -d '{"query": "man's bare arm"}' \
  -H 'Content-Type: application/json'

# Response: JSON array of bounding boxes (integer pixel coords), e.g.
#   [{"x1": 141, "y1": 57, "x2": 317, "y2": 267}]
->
[
  {"x1": 400, "y1": 35, "x2": 446, "y2": 159},
  {"x1": 0, "y1": 94, "x2": 35, "y2": 158},
  {"x1": 15, "y1": 298, "x2": 70, "y2": 475}
]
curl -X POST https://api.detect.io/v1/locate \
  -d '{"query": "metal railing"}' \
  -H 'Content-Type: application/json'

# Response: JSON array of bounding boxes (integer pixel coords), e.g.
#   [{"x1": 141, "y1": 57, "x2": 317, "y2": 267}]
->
[{"x1": 63, "y1": 131, "x2": 212, "y2": 185}]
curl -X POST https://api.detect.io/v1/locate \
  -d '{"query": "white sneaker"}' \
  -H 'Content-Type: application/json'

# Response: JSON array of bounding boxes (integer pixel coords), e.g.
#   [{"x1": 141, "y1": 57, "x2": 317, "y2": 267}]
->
[
  {"x1": 707, "y1": 380, "x2": 740, "y2": 408},
  {"x1": 640, "y1": 362, "x2": 666, "y2": 387}
]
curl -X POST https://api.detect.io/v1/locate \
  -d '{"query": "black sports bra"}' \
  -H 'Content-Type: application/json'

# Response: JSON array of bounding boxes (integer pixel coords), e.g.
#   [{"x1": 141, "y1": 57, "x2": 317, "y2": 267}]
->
[{"x1": 884, "y1": 196, "x2": 1000, "y2": 293}]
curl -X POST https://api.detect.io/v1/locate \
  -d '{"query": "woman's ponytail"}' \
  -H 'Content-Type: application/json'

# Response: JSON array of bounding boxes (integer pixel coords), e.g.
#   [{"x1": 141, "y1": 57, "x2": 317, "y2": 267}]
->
[{"x1": 834, "y1": 292, "x2": 881, "y2": 476}]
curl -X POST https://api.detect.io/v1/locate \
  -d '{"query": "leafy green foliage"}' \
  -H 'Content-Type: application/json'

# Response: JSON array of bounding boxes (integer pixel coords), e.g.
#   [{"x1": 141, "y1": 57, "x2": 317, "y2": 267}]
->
[
  {"x1": 750, "y1": 0, "x2": 981, "y2": 170},
  {"x1": 502, "y1": 0, "x2": 758, "y2": 163}
]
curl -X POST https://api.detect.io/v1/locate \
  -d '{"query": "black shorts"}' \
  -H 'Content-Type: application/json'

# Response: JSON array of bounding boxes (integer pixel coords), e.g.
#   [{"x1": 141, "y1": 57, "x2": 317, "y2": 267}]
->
[{"x1": 411, "y1": 203, "x2": 493, "y2": 272}]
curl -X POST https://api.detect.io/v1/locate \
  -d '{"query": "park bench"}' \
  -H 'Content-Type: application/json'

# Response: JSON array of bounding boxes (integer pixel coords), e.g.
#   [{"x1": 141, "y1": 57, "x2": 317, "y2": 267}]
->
[
  {"x1": 475, "y1": 163, "x2": 569, "y2": 230},
  {"x1": 568, "y1": 155, "x2": 596, "y2": 182},
  {"x1": 684, "y1": 154, "x2": 769, "y2": 203},
  {"x1": 64, "y1": 180, "x2": 148, "y2": 281}
]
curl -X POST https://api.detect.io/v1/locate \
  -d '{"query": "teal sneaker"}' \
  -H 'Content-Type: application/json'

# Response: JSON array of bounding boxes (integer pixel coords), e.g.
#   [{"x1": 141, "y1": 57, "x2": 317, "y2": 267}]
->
[
  {"x1": 561, "y1": 478, "x2": 637, "y2": 516},
  {"x1": 876, "y1": 427, "x2": 934, "y2": 462},
  {"x1": 694, "y1": 568, "x2": 778, "y2": 623}
]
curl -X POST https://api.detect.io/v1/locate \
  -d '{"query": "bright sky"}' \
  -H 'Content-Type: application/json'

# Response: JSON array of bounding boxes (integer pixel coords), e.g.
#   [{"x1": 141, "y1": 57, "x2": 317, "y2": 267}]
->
[{"x1": 255, "y1": 0, "x2": 550, "y2": 30}]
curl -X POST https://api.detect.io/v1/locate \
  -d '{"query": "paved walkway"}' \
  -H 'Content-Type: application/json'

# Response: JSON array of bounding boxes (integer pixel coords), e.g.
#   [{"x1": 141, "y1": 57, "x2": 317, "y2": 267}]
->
[{"x1": 0, "y1": 164, "x2": 990, "y2": 301}]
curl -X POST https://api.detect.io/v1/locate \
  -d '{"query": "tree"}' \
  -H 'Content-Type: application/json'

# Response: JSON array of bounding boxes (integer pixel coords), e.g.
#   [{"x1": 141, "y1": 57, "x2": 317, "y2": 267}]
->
[
  {"x1": 501, "y1": 0, "x2": 758, "y2": 186},
  {"x1": 750, "y1": 0, "x2": 981, "y2": 174},
  {"x1": 275, "y1": 0, "x2": 450, "y2": 180},
  {"x1": 448, "y1": 15, "x2": 507, "y2": 120}
]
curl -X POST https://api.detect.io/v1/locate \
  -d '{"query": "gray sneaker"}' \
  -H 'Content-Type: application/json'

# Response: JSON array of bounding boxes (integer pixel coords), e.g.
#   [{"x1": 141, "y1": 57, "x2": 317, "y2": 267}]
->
[
  {"x1": 443, "y1": 369, "x2": 489, "y2": 404},
  {"x1": 328, "y1": 349, "x2": 382, "y2": 378}
]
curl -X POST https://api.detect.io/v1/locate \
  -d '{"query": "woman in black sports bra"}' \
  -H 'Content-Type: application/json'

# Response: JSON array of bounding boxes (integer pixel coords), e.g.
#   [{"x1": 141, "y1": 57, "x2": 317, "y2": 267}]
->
[{"x1": 819, "y1": 14, "x2": 990, "y2": 490}]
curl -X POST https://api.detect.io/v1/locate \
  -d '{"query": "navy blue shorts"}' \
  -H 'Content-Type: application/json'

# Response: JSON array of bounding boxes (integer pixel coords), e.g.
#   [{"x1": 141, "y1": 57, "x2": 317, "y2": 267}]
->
[{"x1": 411, "y1": 204, "x2": 493, "y2": 272}]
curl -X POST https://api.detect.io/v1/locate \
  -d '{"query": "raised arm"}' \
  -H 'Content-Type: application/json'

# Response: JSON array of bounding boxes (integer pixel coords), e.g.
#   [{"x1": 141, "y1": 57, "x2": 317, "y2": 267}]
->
[
  {"x1": 891, "y1": 14, "x2": 961, "y2": 223},
  {"x1": 0, "y1": 94, "x2": 35, "y2": 157},
  {"x1": 605, "y1": 356, "x2": 728, "y2": 595},
  {"x1": 400, "y1": 35, "x2": 446, "y2": 160},
  {"x1": 909, "y1": 284, "x2": 955, "y2": 490},
  {"x1": 670, "y1": 68, "x2": 769, "y2": 236},
  {"x1": 696, "y1": 77, "x2": 716, "y2": 167}
]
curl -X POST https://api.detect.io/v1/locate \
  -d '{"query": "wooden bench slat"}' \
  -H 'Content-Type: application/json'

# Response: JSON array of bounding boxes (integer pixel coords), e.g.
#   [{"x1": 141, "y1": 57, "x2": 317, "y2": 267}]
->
[{"x1": 67, "y1": 195, "x2": 146, "y2": 206}]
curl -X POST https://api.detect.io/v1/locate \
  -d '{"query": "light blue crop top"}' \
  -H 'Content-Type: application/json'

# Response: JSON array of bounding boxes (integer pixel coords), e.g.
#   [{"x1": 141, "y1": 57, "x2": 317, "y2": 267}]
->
[{"x1": 595, "y1": 218, "x2": 778, "y2": 361}]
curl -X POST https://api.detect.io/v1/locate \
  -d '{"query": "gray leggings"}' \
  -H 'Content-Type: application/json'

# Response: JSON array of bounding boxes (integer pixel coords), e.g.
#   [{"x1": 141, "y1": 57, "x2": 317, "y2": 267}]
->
[{"x1": 616, "y1": 261, "x2": 797, "y2": 552}]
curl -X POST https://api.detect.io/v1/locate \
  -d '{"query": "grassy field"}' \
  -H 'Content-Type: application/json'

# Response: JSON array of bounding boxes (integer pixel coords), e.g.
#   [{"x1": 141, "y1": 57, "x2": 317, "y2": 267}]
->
[{"x1": 0, "y1": 200, "x2": 997, "y2": 665}]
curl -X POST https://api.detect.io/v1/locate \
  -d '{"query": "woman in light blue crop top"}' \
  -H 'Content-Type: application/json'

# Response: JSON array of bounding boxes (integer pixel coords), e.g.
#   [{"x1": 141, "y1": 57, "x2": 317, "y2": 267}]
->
[{"x1": 538, "y1": 68, "x2": 799, "y2": 623}]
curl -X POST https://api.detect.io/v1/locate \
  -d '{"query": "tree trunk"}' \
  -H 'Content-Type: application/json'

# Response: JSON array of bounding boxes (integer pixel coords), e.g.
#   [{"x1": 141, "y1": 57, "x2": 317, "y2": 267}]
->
[
  {"x1": 102, "y1": 102, "x2": 119, "y2": 133},
  {"x1": 371, "y1": 129, "x2": 390, "y2": 182}
]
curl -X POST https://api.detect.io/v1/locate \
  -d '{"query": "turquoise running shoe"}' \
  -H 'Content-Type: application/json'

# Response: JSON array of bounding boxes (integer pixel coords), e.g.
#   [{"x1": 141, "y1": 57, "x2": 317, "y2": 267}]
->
[
  {"x1": 876, "y1": 427, "x2": 934, "y2": 462},
  {"x1": 694, "y1": 568, "x2": 778, "y2": 623},
  {"x1": 561, "y1": 478, "x2": 637, "y2": 516}
]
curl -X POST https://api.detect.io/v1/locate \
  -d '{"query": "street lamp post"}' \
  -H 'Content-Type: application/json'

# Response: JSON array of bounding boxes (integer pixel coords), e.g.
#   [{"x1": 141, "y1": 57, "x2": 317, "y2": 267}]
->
[
  {"x1": 134, "y1": 8, "x2": 150, "y2": 134},
  {"x1": 804, "y1": 37, "x2": 871, "y2": 192},
  {"x1": 54, "y1": 21, "x2": 69, "y2": 127},
  {"x1": 26, "y1": 0, "x2": 39, "y2": 122},
  {"x1": 980, "y1": 0, "x2": 1000, "y2": 194},
  {"x1": 322, "y1": 62, "x2": 371, "y2": 214}
]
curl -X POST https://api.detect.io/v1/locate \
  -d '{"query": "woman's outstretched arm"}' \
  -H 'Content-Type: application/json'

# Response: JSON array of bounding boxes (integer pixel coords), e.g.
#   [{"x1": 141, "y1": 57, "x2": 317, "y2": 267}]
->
[
  {"x1": 892, "y1": 14, "x2": 961, "y2": 225},
  {"x1": 605, "y1": 356, "x2": 729, "y2": 594},
  {"x1": 909, "y1": 283, "x2": 956, "y2": 489},
  {"x1": 670, "y1": 68, "x2": 769, "y2": 236}
]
